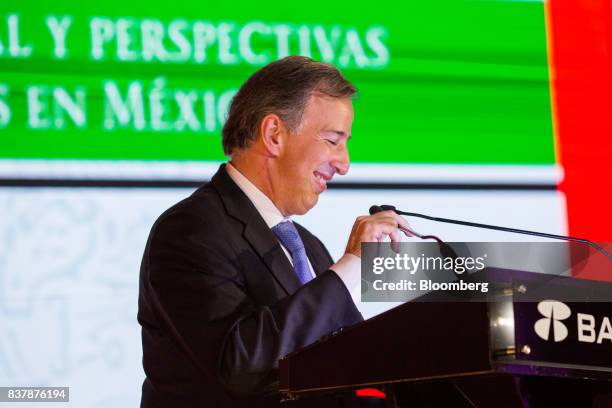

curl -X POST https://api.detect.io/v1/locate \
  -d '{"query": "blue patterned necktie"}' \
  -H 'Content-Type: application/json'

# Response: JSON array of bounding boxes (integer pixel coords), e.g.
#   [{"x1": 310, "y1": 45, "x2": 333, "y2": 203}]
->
[{"x1": 271, "y1": 221, "x2": 313, "y2": 285}]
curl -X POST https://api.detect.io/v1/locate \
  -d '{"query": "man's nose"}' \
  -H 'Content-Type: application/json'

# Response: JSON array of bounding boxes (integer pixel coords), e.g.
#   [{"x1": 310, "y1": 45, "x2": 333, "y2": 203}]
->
[{"x1": 332, "y1": 144, "x2": 350, "y2": 176}]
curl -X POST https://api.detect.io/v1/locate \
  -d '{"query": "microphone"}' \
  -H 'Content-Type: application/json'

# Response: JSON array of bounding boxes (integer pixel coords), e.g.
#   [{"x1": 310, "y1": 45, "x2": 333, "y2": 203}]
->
[
  {"x1": 369, "y1": 205, "x2": 612, "y2": 261},
  {"x1": 369, "y1": 205, "x2": 459, "y2": 262},
  {"x1": 369, "y1": 205, "x2": 424, "y2": 238}
]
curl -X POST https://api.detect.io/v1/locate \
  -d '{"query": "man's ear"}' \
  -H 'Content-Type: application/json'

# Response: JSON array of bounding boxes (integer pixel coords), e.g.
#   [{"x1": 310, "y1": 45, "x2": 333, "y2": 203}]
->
[{"x1": 259, "y1": 114, "x2": 286, "y2": 157}]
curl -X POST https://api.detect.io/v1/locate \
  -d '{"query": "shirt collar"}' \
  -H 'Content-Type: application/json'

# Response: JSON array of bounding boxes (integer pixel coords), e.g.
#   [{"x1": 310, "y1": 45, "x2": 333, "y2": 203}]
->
[{"x1": 225, "y1": 162, "x2": 290, "y2": 228}]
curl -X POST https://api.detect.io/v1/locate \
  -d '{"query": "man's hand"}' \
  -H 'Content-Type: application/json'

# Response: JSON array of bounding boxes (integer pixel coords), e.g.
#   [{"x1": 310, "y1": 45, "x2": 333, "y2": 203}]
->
[{"x1": 344, "y1": 210, "x2": 413, "y2": 257}]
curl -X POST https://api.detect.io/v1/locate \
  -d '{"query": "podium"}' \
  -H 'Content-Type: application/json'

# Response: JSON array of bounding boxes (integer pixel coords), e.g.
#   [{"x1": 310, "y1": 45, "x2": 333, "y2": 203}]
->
[{"x1": 279, "y1": 269, "x2": 612, "y2": 407}]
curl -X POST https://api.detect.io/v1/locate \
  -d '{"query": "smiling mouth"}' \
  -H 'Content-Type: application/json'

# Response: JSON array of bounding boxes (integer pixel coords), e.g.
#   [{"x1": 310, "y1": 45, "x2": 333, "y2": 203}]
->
[{"x1": 313, "y1": 171, "x2": 332, "y2": 191}]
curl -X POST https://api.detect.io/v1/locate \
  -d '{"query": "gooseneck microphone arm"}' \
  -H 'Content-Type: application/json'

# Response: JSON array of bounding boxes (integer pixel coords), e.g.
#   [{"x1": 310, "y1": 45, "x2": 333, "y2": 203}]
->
[{"x1": 369, "y1": 204, "x2": 612, "y2": 261}]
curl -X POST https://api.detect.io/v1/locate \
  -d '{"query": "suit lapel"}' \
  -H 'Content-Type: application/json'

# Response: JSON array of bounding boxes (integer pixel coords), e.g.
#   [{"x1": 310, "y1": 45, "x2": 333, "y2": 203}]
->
[
  {"x1": 243, "y1": 222, "x2": 301, "y2": 294},
  {"x1": 209, "y1": 164, "x2": 302, "y2": 295}
]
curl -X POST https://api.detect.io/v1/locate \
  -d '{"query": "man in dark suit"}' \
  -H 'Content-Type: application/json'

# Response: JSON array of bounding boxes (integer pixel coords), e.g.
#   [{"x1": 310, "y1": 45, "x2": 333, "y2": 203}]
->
[{"x1": 138, "y1": 56, "x2": 409, "y2": 407}]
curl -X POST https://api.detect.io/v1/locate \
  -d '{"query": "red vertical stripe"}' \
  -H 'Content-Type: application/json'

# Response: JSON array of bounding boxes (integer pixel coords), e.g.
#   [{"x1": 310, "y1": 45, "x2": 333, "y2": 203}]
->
[{"x1": 546, "y1": 0, "x2": 612, "y2": 280}]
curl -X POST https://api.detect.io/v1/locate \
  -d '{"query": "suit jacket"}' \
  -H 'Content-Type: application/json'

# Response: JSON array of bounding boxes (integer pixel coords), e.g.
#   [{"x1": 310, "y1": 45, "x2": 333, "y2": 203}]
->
[{"x1": 138, "y1": 164, "x2": 363, "y2": 407}]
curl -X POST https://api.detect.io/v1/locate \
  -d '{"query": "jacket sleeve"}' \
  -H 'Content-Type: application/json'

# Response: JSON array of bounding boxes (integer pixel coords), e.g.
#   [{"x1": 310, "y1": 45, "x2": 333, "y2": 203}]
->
[{"x1": 142, "y1": 209, "x2": 363, "y2": 397}]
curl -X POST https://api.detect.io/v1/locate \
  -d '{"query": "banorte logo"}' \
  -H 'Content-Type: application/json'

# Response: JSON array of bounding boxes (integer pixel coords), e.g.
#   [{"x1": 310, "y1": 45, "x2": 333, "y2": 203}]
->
[{"x1": 534, "y1": 300, "x2": 571, "y2": 342}]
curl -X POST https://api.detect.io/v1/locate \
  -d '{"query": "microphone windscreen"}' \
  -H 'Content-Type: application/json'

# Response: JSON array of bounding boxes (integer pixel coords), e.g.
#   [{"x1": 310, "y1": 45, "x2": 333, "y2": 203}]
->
[
  {"x1": 369, "y1": 205, "x2": 383, "y2": 215},
  {"x1": 380, "y1": 205, "x2": 397, "y2": 212}
]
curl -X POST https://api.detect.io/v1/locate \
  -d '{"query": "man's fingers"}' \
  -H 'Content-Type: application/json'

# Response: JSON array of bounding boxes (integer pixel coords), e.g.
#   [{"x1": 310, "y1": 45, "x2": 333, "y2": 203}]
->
[
  {"x1": 389, "y1": 229, "x2": 401, "y2": 243},
  {"x1": 399, "y1": 227, "x2": 416, "y2": 238},
  {"x1": 345, "y1": 210, "x2": 415, "y2": 257},
  {"x1": 391, "y1": 212, "x2": 411, "y2": 231},
  {"x1": 374, "y1": 211, "x2": 414, "y2": 238},
  {"x1": 389, "y1": 229, "x2": 401, "y2": 253}
]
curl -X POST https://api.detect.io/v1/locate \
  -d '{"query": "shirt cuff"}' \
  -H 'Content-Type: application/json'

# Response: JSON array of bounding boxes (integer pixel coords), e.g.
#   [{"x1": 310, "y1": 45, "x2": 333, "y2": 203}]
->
[{"x1": 330, "y1": 254, "x2": 361, "y2": 305}]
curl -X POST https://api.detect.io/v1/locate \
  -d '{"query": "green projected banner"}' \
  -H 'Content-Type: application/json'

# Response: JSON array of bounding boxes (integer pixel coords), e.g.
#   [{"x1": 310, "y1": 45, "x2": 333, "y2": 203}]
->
[{"x1": 0, "y1": 0, "x2": 554, "y2": 164}]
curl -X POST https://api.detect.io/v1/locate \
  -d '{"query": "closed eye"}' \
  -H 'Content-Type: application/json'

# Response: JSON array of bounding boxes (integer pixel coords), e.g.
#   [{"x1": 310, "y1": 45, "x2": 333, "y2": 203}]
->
[{"x1": 325, "y1": 139, "x2": 338, "y2": 146}]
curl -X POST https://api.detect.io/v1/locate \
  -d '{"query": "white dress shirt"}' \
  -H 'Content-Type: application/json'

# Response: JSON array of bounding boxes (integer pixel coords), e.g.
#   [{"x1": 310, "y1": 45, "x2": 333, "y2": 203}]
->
[{"x1": 225, "y1": 163, "x2": 360, "y2": 305}]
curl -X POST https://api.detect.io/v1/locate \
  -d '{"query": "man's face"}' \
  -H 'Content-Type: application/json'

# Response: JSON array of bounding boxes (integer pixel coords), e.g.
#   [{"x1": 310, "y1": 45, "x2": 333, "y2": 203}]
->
[{"x1": 273, "y1": 94, "x2": 353, "y2": 216}]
